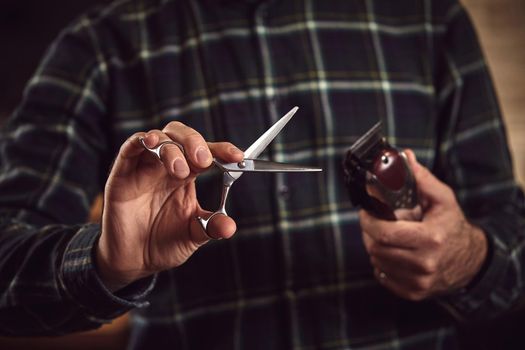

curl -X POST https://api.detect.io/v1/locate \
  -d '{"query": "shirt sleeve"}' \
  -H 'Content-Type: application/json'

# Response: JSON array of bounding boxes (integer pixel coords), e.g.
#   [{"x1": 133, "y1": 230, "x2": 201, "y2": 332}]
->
[
  {"x1": 432, "y1": 1, "x2": 525, "y2": 321},
  {"x1": 0, "y1": 14, "x2": 155, "y2": 335}
]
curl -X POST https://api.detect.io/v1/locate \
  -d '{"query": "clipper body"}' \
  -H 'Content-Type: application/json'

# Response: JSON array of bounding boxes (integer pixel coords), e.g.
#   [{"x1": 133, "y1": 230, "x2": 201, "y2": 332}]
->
[{"x1": 343, "y1": 123, "x2": 420, "y2": 221}]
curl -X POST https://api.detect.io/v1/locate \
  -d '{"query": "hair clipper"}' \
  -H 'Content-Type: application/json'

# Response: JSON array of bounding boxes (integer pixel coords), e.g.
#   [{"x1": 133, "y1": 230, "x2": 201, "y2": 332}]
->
[{"x1": 343, "y1": 122, "x2": 421, "y2": 221}]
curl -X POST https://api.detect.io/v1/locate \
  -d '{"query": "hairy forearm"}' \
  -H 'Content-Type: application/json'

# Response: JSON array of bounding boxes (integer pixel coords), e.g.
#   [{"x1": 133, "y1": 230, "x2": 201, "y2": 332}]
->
[{"x1": 452, "y1": 223, "x2": 488, "y2": 291}]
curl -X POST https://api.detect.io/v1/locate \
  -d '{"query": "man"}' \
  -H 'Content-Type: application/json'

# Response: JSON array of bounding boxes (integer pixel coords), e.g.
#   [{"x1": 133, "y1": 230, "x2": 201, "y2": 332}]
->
[{"x1": 0, "y1": 0, "x2": 523, "y2": 348}]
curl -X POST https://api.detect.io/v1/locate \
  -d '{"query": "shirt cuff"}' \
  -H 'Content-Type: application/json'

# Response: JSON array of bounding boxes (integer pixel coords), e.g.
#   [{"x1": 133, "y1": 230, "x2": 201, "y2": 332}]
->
[
  {"x1": 439, "y1": 224, "x2": 509, "y2": 320},
  {"x1": 60, "y1": 224, "x2": 156, "y2": 320}
]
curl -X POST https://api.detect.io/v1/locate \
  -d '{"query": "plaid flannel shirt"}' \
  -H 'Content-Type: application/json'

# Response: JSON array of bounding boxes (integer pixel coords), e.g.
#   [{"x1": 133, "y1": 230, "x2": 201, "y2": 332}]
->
[{"x1": 0, "y1": 0, "x2": 524, "y2": 348}]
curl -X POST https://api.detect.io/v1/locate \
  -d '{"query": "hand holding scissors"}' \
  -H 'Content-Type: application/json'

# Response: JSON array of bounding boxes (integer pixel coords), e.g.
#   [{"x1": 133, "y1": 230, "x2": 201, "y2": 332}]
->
[
  {"x1": 96, "y1": 107, "x2": 320, "y2": 291},
  {"x1": 140, "y1": 106, "x2": 322, "y2": 237}
]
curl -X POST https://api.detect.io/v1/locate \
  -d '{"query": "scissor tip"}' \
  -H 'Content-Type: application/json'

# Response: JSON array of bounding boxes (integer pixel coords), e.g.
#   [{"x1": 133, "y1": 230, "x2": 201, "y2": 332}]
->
[{"x1": 285, "y1": 106, "x2": 299, "y2": 119}]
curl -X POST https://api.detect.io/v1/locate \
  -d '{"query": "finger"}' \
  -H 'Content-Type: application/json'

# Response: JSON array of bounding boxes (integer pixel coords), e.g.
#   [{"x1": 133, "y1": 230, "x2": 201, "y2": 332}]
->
[
  {"x1": 208, "y1": 142, "x2": 245, "y2": 163},
  {"x1": 206, "y1": 213, "x2": 237, "y2": 240},
  {"x1": 372, "y1": 263, "x2": 431, "y2": 301},
  {"x1": 143, "y1": 129, "x2": 190, "y2": 179},
  {"x1": 361, "y1": 230, "x2": 374, "y2": 252},
  {"x1": 369, "y1": 245, "x2": 436, "y2": 275},
  {"x1": 365, "y1": 231, "x2": 428, "y2": 276},
  {"x1": 359, "y1": 210, "x2": 423, "y2": 248},
  {"x1": 373, "y1": 267, "x2": 427, "y2": 301},
  {"x1": 162, "y1": 122, "x2": 212, "y2": 171},
  {"x1": 403, "y1": 149, "x2": 455, "y2": 206},
  {"x1": 189, "y1": 211, "x2": 237, "y2": 243},
  {"x1": 111, "y1": 132, "x2": 149, "y2": 177}
]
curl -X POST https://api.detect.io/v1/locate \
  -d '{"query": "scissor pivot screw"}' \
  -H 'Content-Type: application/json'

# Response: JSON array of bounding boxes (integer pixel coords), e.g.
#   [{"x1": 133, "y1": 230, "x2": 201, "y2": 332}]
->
[{"x1": 238, "y1": 160, "x2": 246, "y2": 169}]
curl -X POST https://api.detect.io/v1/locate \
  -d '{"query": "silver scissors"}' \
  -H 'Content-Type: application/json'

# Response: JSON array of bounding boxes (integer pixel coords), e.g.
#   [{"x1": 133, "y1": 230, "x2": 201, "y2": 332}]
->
[{"x1": 140, "y1": 106, "x2": 322, "y2": 236}]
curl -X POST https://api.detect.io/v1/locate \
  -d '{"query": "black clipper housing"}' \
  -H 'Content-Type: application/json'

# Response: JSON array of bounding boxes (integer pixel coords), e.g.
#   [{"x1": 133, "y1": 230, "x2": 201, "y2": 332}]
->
[{"x1": 343, "y1": 122, "x2": 419, "y2": 221}]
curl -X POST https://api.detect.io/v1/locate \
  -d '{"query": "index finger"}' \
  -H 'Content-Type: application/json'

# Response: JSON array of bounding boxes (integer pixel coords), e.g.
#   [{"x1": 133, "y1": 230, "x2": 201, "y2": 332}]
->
[
  {"x1": 162, "y1": 121, "x2": 213, "y2": 170},
  {"x1": 110, "y1": 132, "x2": 150, "y2": 177},
  {"x1": 359, "y1": 209, "x2": 424, "y2": 249}
]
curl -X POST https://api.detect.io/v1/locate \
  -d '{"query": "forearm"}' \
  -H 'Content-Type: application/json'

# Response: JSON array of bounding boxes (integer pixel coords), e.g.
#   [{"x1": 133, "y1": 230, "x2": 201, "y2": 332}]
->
[
  {"x1": 450, "y1": 223, "x2": 488, "y2": 292},
  {"x1": 0, "y1": 217, "x2": 153, "y2": 336},
  {"x1": 440, "y1": 187, "x2": 525, "y2": 321},
  {"x1": 431, "y1": 1, "x2": 525, "y2": 322}
]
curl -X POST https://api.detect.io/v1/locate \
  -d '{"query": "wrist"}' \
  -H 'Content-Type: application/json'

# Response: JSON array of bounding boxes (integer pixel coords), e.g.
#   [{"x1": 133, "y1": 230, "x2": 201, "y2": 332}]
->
[
  {"x1": 460, "y1": 224, "x2": 489, "y2": 290},
  {"x1": 94, "y1": 241, "x2": 135, "y2": 292}
]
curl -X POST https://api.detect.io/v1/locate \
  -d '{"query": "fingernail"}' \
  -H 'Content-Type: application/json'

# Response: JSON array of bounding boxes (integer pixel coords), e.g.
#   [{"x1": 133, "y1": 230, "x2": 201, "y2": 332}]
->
[
  {"x1": 173, "y1": 158, "x2": 188, "y2": 177},
  {"x1": 196, "y1": 146, "x2": 211, "y2": 165}
]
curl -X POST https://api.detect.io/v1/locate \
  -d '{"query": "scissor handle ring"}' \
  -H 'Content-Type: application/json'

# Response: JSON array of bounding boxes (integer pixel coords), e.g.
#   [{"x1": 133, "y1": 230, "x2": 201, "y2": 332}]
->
[
  {"x1": 196, "y1": 212, "x2": 227, "y2": 240},
  {"x1": 139, "y1": 137, "x2": 185, "y2": 161}
]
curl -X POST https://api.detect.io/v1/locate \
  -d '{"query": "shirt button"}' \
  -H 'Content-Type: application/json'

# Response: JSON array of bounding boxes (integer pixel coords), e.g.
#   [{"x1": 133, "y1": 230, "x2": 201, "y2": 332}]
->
[{"x1": 279, "y1": 185, "x2": 290, "y2": 199}]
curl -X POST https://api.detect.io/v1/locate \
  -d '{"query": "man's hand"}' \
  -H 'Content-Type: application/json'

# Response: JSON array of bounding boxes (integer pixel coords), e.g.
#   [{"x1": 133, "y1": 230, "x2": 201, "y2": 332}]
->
[
  {"x1": 96, "y1": 122, "x2": 244, "y2": 291},
  {"x1": 359, "y1": 150, "x2": 488, "y2": 301}
]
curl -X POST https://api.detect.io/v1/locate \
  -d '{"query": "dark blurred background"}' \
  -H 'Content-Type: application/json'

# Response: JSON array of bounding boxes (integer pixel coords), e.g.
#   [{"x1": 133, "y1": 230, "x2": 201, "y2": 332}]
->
[
  {"x1": 1, "y1": 0, "x2": 523, "y2": 182},
  {"x1": 0, "y1": 2, "x2": 128, "y2": 349},
  {"x1": 0, "y1": 0, "x2": 110, "y2": 120},
  {"x1": 0, "y1": 0, "x2": 524, "y2": 349}
]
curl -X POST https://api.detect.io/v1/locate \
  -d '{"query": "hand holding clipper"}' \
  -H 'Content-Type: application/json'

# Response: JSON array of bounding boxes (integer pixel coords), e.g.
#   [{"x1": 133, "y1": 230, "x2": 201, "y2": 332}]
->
[{"x1": 343, "y1": 123, "x2": 422, "y2": 221}]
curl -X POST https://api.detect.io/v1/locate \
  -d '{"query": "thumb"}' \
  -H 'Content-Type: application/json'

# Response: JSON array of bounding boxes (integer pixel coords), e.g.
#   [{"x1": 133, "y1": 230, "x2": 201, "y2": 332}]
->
[
  {"x1": 190, "y1": 209, "x2": 237, "y2": 243},
  {"x1": 404, "y1": 149, "x2": 455, "y2": 206}
]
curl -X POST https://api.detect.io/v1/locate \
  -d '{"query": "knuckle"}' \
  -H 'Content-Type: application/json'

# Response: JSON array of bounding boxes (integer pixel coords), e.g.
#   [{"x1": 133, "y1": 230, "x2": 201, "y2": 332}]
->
[
  {"x1": 430, "y1": 234, "x2": 444, "y2": 247},
  {"x1": 145, "y1": 128, "x2": 163, "y2": 136},
  {"x1": 183, "y1": 132, "x2": 205, "y2": 146},
  {"x1": 127, "y1": 133, "x2": 143, "y2": 148},
  {"x1": 421, "y1": 258, "x2": 438, "y2": 274},
  {"x1": 163, "y1": 121, "x2": 185, "y2": 131}
]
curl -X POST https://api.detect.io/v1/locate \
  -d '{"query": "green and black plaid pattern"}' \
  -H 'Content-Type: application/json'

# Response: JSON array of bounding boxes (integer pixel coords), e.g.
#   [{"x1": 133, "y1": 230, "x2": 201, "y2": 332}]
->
[{"x1": 0, "y1": 0, "x2": 523, "y2": 348}]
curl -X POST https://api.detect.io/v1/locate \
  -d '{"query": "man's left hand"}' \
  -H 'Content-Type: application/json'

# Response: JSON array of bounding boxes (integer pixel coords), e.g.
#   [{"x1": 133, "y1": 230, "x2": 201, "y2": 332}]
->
[{"x1": 359, "y1": 150, "x2": 488, "y2": 301}]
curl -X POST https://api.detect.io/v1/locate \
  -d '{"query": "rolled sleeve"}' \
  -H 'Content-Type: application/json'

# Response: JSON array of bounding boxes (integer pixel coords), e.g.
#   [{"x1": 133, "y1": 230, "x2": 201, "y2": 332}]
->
[
  {"x1": 60, "y1": 224, "x2": 156, "y2": 321},
  {"x1": 441, "y1": 228, "x2": 511, "y2": 319}
]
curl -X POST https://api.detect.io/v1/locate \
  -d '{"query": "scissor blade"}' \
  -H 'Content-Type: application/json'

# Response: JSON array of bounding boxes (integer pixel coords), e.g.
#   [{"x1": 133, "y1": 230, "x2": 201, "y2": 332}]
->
[
  {"x1": 243, "y1": 106, "x2": 299, "y2": 159},
  {"x1": 215, "y1": 159, "x2": 322, "y2": 173}
]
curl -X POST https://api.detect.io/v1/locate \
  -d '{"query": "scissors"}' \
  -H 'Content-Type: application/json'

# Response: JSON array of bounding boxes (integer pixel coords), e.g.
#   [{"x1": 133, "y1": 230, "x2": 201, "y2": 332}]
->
[{"x1": 140, "y1": 106, "x2": 323, "y2": 237}]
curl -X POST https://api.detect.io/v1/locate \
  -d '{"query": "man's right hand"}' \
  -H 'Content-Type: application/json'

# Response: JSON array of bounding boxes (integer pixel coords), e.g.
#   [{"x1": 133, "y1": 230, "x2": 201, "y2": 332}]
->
[{"x1": 95, "y1": 121, "x2": 245, "y2": 291}]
